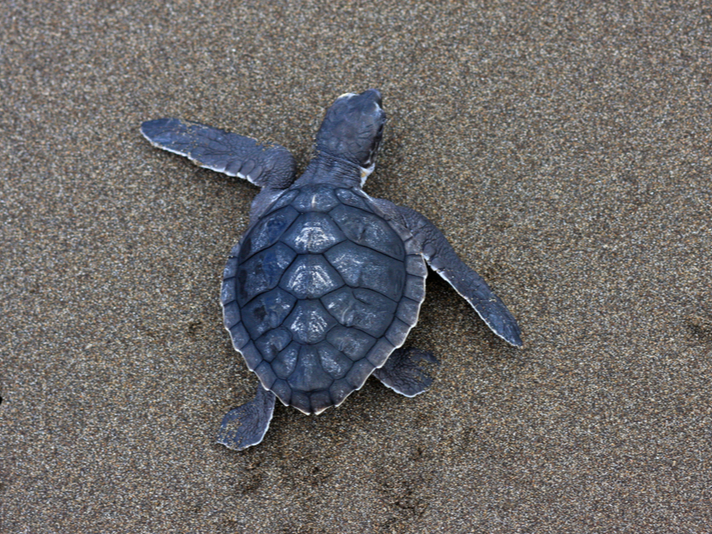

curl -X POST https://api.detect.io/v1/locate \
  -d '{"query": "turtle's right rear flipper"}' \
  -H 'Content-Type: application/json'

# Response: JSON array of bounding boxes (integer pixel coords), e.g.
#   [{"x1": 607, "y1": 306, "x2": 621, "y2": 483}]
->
[
  {"x1": 140, "y1": 118, "x2": 296, "y2": 189},
  {"x1": 374, "y1": 348, "x2": 439, "y2": 398}
]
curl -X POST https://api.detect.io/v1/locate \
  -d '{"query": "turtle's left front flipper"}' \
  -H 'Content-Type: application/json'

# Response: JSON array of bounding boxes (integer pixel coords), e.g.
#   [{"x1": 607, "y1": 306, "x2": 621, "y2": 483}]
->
[
  {"x1": 397, "y1": 206, "x2": 523, "y2": 348},
  {"x1": 140, "y1": 118, "x2": 296, "y2": 189}
]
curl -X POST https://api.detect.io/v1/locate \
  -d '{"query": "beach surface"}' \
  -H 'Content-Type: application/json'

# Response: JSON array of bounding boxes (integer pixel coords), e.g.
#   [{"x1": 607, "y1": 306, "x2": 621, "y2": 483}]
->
[{"x1": 2, "y1": 1, "x2": 711, "y2": 532}]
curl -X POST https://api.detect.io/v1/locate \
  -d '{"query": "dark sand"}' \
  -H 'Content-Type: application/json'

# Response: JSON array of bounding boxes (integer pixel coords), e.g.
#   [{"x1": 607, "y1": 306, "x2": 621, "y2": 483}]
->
[{"x1": 2, "y1": 1, "x2": 711, "y2": 532}]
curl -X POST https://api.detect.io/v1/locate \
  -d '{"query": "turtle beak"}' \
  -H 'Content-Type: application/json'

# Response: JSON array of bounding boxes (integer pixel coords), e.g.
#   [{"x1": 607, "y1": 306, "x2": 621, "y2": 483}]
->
[{"x1": 362, "y1": 88, "x2": 382, "y2": 108}]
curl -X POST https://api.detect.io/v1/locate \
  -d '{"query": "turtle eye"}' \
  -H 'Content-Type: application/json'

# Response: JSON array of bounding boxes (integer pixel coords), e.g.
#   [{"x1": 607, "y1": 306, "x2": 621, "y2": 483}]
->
[
  {"x1": 373, "y1": 125, "x2": 384, "y2": 146},
  {"x1": 366, "y1": 138, "x2": 381, "y2": 166}
]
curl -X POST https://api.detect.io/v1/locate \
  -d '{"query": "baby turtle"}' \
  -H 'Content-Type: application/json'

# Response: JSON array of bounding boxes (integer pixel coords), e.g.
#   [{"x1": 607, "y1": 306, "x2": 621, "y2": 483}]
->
[{"x1": 141, "y1": 89, "x2": 522, "y2": 451}]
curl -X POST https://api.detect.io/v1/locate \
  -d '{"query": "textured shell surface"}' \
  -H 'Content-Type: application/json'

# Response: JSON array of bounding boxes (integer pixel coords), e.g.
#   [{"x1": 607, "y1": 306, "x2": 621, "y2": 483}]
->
[{"x1": 220, "y1": 184, "x2": 427, "y2": 414}]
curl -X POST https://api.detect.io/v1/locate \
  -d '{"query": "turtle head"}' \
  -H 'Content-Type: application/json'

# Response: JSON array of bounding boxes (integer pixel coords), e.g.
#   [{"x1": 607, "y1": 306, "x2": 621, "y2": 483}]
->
[{"x1": 315, "y1": 89, "x2": 387, "y2": 183}]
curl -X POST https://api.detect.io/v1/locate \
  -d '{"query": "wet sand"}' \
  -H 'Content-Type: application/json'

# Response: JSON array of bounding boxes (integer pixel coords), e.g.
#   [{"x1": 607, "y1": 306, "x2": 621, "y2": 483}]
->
[{"x1": 2, "y1": 1, "x2": 711, "y2": 532}]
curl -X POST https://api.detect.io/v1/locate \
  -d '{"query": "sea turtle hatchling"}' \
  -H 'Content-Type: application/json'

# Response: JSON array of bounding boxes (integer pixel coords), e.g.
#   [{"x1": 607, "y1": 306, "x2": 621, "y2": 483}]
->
[{"x1": 141, "y1": 89, "x2": 522, "y2": 451}]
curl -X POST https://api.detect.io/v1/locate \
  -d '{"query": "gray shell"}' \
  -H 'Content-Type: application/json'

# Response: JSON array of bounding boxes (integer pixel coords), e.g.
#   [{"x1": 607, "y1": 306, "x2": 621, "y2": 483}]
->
[{"x1": 220, "y1": 184, "x2": 427, "y2": 415}]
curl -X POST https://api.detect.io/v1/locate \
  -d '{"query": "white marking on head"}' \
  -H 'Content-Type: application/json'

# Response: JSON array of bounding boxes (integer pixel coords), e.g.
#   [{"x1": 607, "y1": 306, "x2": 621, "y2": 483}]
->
[
  {"x1": 360, "y1": 162, "x2": 376, "y2": 186},
  {"x1": 337, "y1": 92, "x2": 357, "y2": 99}
]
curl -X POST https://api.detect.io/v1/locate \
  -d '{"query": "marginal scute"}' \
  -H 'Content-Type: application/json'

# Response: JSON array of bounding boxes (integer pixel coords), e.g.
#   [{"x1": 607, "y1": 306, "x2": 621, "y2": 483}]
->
[
  {"x1": 385, "y1": 216, "x2": 413, "y2": 241},
  {"x1": 223, "y1": 301, "x2": 241, "y2": 329},
  {"x1": 240, "y1": 159, "x2": 256, "y2": 177},
  {"x1": 240, "y1": 341, "x2": 262, "y2": 371},
  {"x1": 255, "y1": 361, "x2": 277, "y2": 389},
  {"x1": 405, "y1": 254, "x2": 427, "y2": 276},
  {"x1": 403, "y1": 238, "x2": 421, "y2": 255},
  {"x1": 310, "y1": 390, "x2": 333, "y2": 414},
  {"x1": 404, "y1": 274, "x2": 426, "y2": 302},
  {"x1": 290, "y1": 390, "x2": 311, "y2": 414},
  {"x1": 225, "y1": 158, "x2": 243, "y2": 176},
  {"x1": 247, "y1": 164, "x2": 264, "y2": 182},
  {"x1": 268, "y1": 189, "x2": 300, "y2": 212},
  {"x1": 367, "y1": 338, "x2": 395, "y2": 368},
  {"x1": 229, "y1": 322, "x2": 250, "y2": 350},
  {"x1": 221, "y1": 278, "x2": 237, "y2": 305},
  {"x1": 385, "y1": 317, "x2": 411, "y2": 347},
  {"x1": 271, "y1": 379, "x2": 292, "y2": 406},
  {"x1": 329, "y1": 379, "x2": 353, "y2": 406},
  {"x1": 345, "y1": 359, "x2": 375, "y2": 388},
  {"x1": 223, "y1": 256, "x2": 239, "y2": 278},
  {"x1": 396, "y1": 298, "x2": 420, "y2": 326}
]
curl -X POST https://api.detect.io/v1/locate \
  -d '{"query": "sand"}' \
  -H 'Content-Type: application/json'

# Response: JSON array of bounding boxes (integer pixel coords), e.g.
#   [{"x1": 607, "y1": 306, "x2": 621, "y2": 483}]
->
[{"x1": 2, "y1": 1, "x2": 711, "y2": 532}]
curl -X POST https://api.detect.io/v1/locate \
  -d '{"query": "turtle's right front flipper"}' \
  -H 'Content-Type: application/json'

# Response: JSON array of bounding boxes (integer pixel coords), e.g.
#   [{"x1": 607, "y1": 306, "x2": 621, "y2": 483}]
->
[
  {"x1": 396, "y1": 206, "x2": 523, "y2": 348},
  {"x1": 140, "y1": 118, "x2": 296, "y2": 189}
]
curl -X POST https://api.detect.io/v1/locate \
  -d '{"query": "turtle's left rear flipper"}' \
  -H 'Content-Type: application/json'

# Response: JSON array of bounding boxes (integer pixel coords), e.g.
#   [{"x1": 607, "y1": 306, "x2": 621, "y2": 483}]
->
[
  {"x1": 140, "y1": 118, "x2": 296, "y2": 189},
  {"x1": 216, "y1": 385, "x2": 276, "y2": 451}
]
